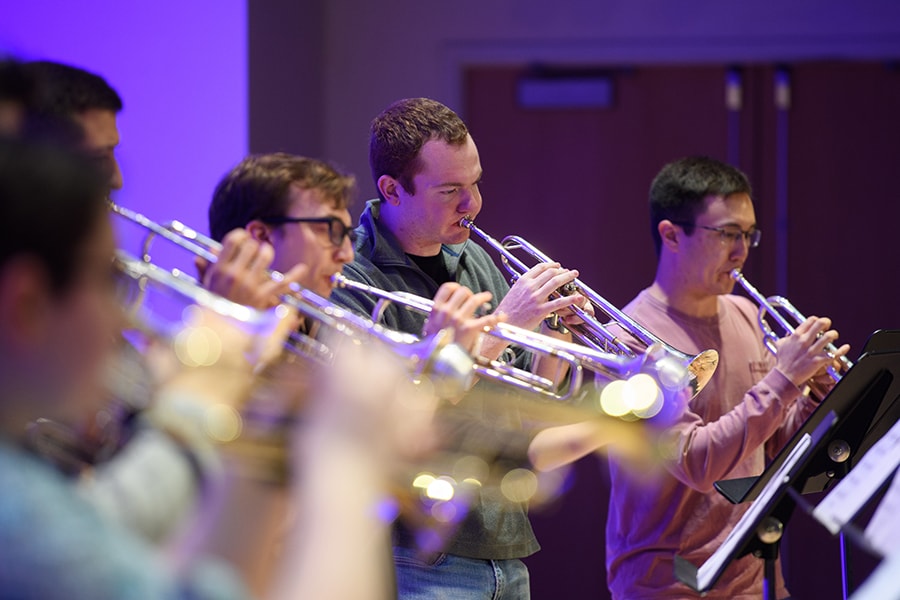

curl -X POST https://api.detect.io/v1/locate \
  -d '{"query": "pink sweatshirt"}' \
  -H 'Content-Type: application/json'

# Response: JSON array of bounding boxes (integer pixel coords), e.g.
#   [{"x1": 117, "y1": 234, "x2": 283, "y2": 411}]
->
[{"x1": 606, "y1": 290, "x2": 820, "y2": 599}]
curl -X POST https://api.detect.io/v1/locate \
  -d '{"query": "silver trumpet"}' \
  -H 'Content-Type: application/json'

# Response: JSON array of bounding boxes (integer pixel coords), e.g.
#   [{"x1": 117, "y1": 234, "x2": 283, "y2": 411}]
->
[
  {"x1": 458, "y1": 216, "x2": 719, "y2": 398},
  {"x1": 332, "y1": 274, "x2": 694, "y2": 409},
  {"x1": 730, "y1": 269, "x2": 853, "y2": 394},
  {"x1": 113, "y1": 203, "x2": 690, "y2": 414},
  {"x1": 111, "y1": 203, "x2": 476, "y2": 397}
]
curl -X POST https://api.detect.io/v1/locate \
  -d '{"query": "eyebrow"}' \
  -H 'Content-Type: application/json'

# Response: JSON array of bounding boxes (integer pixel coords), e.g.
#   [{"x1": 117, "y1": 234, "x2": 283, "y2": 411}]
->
[
  {"x1": 430, "y1": 171, "x2": 483, "y2": 189},
  {"x1": 705, "y1": 220, "x2": 757, "y2": 229}
]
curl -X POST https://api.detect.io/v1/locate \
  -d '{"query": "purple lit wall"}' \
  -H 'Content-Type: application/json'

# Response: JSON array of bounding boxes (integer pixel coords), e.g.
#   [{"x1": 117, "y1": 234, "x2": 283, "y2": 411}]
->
[{"x1": 0, "y1": 1, "x2": 247, "y2": 266}]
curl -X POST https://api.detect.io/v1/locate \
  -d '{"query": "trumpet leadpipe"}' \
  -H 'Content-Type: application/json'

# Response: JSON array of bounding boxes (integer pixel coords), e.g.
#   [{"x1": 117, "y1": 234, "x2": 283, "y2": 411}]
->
[{"x1": 730, "y1": 269, "x2": 853, "y2": 383}]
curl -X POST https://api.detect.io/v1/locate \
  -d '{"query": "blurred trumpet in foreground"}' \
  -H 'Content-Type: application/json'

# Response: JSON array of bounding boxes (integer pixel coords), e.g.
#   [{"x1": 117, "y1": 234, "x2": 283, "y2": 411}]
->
[
  {"x1": 458, "y1": 217, "x2": 719, "y2": 398},
  {"x1": 116, "y1": 265, "x2": 667, "y2": 556},
  {"x1": 309, "y1": 325, "x2": 669, "y2": 554}
]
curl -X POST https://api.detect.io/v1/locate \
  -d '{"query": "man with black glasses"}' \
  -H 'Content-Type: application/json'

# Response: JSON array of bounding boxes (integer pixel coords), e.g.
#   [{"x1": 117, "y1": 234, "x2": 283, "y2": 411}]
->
[
  {"x1": 604, "y1": 156, "x2": 850, "y2": 599},
  {"x1": 205, "y1": 153, "x2": 357, "y2": 305},
  {"x1": 204, "y1": 152, "x2": 498, "y2": 345}
]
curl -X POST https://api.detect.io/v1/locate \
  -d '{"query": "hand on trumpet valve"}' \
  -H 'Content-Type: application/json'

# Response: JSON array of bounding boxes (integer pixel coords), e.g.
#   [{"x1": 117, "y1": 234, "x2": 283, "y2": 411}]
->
[
  {"x1": 773, "y1": 316, "x2": 850, "y2": 388},
  {"x1": 196, "y1": 228, "x2": 309, "y2": 310},
  {"x1": 421, "y1": 282, "x2": 502, "y2": 354},
  {"x1": 495, "y1": 262, "x2": 583, "y2": 332}
]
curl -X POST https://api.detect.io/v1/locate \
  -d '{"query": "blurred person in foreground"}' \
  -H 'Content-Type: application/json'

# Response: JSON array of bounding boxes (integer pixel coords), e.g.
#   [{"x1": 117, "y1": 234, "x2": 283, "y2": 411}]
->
[
  {"x1": 0, "y1": 134, "x2": 438, "y2": 599},
  {"x1": 24, "y1": 59, "x2": 123, "y2": 191},
  {"x1": 6, "y1": 58, "x2": 202, "y2": 541}
]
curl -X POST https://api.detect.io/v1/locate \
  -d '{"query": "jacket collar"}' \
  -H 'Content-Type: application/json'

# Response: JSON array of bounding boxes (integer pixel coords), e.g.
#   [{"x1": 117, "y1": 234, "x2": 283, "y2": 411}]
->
[{"x1": 356, "y1": 198, "x2": 467, "y2": 274}]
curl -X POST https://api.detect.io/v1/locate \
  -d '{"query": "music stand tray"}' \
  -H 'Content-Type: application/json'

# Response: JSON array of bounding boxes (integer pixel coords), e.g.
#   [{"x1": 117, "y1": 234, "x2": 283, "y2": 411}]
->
[{"x1": 674, "y1": 413, "x2": 838, "y2": 595}]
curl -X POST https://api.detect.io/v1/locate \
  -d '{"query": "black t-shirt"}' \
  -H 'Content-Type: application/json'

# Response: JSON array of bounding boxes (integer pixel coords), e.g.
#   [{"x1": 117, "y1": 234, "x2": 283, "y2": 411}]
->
[{"x1": 407, "y1": 252, "x2": 452, "y2": 286}]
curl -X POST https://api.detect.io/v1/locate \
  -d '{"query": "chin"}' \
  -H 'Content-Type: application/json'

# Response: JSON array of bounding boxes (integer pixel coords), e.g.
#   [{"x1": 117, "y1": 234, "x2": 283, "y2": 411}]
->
[
  {"x1": 313, "y1": 279, "x2": 334, "y2": 298},
  {"x1": 447, "y1": 230, "x2": 470, "y2": 245}
]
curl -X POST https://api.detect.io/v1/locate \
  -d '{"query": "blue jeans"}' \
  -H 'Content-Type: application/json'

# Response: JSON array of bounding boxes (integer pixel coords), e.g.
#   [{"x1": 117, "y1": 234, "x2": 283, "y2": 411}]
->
[{"x1": 393, "y1": 546, "x2": 531, "y2": 600}]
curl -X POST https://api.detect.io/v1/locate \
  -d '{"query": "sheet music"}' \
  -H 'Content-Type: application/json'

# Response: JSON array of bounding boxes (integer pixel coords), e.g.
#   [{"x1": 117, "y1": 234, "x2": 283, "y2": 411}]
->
[
  {"x1": 695, "y1": 433, "x2": 812, "y2": 591},
  {"x1": 848, "y1": 546, "x2": 900, "y2": 600},
  {"x1": 862, "y1": 469, "x2": 900, "y2": 557},
  {"x1": 812, "y1": 416, "x2": 900, "y2": 536}
]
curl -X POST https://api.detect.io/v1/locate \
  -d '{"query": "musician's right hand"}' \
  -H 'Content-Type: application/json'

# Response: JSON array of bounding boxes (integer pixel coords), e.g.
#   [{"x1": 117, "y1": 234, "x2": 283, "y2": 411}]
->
[
  {"x1": 196, "y1": 228, "x2": 307, "y2": 310},
  {"x1": 494, "y1": 262, "x2": 583, "y2": 331},
  {"x1": 773, "y1": 316, "x2": 850, "y2": 387}
]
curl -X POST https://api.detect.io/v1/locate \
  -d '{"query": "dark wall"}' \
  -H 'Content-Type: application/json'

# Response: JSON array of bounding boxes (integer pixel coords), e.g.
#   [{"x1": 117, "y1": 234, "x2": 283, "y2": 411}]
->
[
  {"x1": 465, "y1": 61, "x2": 898, "y2": 599},
  {"x1": 249, "y1": 0, "x2": 325, "y2": 157}
]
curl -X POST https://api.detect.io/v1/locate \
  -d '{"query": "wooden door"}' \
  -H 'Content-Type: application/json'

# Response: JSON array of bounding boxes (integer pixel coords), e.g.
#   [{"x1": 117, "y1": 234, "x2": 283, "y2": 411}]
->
[{"x1": 464, "y1": 59, "x2": 900, "y2": 599}]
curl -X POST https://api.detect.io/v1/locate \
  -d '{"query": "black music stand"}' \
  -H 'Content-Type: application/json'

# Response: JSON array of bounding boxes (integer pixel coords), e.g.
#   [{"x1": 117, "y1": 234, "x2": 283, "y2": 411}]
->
[
  {"x1": 716, "y1": 347, "x2": 900, "y2": 504},
  {"x1": 860, "y1": 329, "x2": 900, "y2": 356},
  {"x1": 703, "y1": 346, "x2": 900, "y2": 598},
  {"x1": 674, "y1": 413, "x2": 838, "y2": 599}
]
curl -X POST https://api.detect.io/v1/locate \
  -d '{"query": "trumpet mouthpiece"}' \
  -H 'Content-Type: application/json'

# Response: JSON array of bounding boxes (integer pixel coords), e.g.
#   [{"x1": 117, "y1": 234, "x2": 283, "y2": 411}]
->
[{"x1": 459, "y1": 216, "x2": 474, "y2": 229}]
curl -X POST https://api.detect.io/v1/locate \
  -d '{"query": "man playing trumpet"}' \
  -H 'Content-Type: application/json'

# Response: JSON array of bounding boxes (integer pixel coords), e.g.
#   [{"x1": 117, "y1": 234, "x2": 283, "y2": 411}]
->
[
  {"x1": 605, "y1": 156, "x2": 850, "y2": 599},
  {"x1": 329, "y1": 97, "x2": 596, "y2": 600}
]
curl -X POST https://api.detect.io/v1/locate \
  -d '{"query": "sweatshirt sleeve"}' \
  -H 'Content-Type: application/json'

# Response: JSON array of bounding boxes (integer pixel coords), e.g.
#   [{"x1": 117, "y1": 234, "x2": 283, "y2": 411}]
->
[{"x1": 661, "y1": 368, "x2": 802, "y2": 492}]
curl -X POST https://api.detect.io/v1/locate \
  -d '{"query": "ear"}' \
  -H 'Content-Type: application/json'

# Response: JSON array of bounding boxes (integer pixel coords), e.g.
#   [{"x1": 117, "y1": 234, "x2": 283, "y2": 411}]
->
[
  {"x1": 658, "y1": 220, "x2": 680, "y2": 253},
  {"x1": 0, "y1": 257, "x2": 53, "y2": 348},
  {"x1": 377, "y1": 175, "x2": 402, "y2": 206},
  {"x1": 246, "y1": 220, "x2": 272, "y2": 244}
]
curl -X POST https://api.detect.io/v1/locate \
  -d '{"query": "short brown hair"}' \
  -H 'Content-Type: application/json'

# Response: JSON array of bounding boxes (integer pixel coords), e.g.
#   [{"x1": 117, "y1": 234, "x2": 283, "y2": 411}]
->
[
  {"x1": 369, "y1": 98, "x2": 469, "y2": 200},
  {"x1": 209, "y1": 153, "x2": 355, "y2": 242}
]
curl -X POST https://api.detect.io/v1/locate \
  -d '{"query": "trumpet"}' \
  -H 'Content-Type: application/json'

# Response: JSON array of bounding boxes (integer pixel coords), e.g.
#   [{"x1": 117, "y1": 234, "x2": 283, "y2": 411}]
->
[
  {"x1": 332, "y1": 274, "x2": 694, "y2": 410},
  {"x1": 730, "y1": 269, "x2": 853, "y2": 393},
  {"x1": 113, "y1": 203, "x2": 691, "y2": 415},
  {"x1": 111, "y1": 203, "x2": 476, "y2": 397},
  {"x1": 458, "y1": 217, "x2": 719, "y2": 397},
  {"x1": 24, "y1": 251, "x2": 293, "y2": 476}
]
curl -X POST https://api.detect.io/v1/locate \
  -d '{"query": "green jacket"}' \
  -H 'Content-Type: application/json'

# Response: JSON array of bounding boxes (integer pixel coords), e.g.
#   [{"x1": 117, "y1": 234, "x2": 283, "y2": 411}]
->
[{"x1": 331, "y1": 198, "x2": 539, "y2": 560}]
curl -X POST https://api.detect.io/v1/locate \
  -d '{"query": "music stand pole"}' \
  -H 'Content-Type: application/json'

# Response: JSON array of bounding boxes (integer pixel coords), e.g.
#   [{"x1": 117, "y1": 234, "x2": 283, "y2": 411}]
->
[
  {"x1": 840, "y1": 532, "x2": 850, "y2": 600},
  {"x1": 756, "y1": 516, "x2": 784, "y2": 600}
]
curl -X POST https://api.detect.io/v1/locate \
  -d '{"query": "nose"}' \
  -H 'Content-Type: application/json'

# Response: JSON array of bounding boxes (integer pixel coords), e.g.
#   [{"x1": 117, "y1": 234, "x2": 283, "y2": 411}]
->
[
  {"x1": 457, "y1": 184, "x2": 482, "y2": 214},
  {"x1": 335, "y1": 234, "x2": 354, "y2": 263},
  {"x1": 109, "y1": 158, "x2": 123, "y2": 191},
  {"x1": 730, "y1": 234, "x2": 750, "y2": 260}
]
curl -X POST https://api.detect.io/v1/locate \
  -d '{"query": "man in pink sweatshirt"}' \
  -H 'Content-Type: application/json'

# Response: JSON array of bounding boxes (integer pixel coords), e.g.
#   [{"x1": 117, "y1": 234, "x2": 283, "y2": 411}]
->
[{"x1": 605, "y1": 156, "x2": 850, "y2": 599}]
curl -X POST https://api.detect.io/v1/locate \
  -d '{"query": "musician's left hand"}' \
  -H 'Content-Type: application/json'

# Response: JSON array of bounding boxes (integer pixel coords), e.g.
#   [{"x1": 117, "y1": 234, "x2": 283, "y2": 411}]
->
[
  {"x1": 558, "y1": 292, "x2": 593, "y2": 326},
  {"x1": 422, "y1": 282, "x2": 500, "y2": 354}
]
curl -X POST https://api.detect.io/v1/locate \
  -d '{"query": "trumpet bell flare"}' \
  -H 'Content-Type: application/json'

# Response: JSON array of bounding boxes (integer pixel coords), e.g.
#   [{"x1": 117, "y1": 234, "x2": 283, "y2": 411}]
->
[{"x1": 687, "y1": 349, "x2": 719, "y2": 396}]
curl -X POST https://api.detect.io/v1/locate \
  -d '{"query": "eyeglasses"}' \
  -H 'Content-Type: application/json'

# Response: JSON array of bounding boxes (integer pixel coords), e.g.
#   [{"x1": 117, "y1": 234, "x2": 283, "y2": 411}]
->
[
  {"x1": 262, "y1": 216, "x2": 358, "y2": 247},
  {"x1": 671, "y1": 221, "x2": 761, "y2": 248}
]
